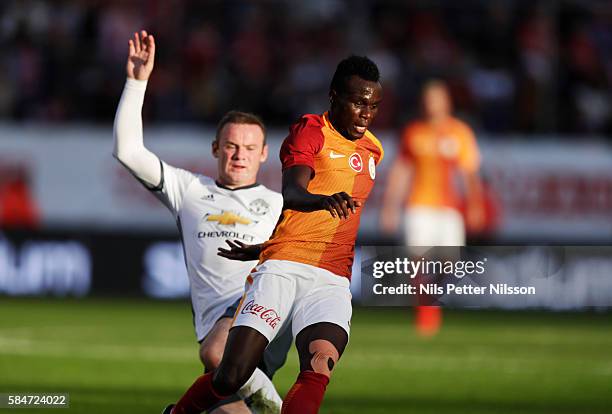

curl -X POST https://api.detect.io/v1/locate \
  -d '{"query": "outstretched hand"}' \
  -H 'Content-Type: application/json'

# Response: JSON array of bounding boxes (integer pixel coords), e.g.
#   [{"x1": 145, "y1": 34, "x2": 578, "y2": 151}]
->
[
  {"x1": 217, "y1": 240, "x2": 262, "y2": 262},
  {"x1": 127, "y1": 30, "x2": 155, "y2": 81}
]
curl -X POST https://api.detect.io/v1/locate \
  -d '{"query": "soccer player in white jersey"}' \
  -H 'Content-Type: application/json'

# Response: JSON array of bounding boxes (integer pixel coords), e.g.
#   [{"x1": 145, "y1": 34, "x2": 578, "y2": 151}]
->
[{"x1": 113, "y1": 30, "x2": 287, "y2": 414}]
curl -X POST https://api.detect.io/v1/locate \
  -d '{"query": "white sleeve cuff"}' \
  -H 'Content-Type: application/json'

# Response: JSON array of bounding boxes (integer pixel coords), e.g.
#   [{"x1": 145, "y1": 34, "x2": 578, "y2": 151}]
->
[{"x1": 125, "y1": 78, "x2": 148, "y2": 90}]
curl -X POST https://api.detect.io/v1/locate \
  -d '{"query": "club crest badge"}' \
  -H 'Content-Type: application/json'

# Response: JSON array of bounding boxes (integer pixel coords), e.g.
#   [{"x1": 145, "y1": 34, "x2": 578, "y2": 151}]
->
[
  {"x1": 349, "y1": 153, "x2": 363, "y2": 172},
  {"x1": 249, "y1": 199, "x2": 270, "y2": 216},
  {"x1": 369, "y1": 156, "x2": 376, "y2": 179}
]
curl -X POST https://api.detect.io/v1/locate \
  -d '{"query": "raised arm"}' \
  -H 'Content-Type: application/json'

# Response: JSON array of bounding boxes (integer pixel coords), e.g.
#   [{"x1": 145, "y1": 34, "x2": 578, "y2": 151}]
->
[
  {"x1": 113, "y1": 30, "x2": 161, "y2": 188},
  {"x1": 282, "y1": 166, "x2": 361, "y2": 219}
]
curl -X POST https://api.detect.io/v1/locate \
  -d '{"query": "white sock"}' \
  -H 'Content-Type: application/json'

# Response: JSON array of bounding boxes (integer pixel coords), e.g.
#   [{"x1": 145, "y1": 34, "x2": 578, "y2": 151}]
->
[{"x1": 237, "y1": 367, "x2": 282, "y2": 406}]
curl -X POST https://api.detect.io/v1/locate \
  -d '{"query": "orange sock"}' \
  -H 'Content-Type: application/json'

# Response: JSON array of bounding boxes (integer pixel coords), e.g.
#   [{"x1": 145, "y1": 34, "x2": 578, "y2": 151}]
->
[
  {"x1": 282, "y1": 371, "x2": 329, "y2": 414},
  {"x1": 173, "y1": 372, "x2": 228, "y2": 414},
  {"x1": 415, "y1": 306, "x2": 442, "y2": 337}
]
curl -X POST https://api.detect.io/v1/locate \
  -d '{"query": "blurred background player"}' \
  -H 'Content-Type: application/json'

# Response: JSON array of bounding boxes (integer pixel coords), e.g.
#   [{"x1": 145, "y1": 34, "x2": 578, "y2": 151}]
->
[
  {"x1": 0, "y1": 163, "x2": 39, "y2": 229},
  {"x1": 113, "y1": 30, "x2": 288, "y2": 414},
  {"x1": 166, "y1": 55, "x2": 383, "y2": 414},
  {"x1": 380, "y1": 79, "x2": 485, "y2": 336}
]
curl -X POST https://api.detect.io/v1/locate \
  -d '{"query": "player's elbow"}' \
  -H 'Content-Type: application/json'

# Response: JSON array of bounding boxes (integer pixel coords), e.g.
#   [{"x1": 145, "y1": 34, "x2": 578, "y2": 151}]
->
[
  {"x1": 112, "y1": 131, "x2": 125, "y2": 159},
  {"x1": 112, "y1": 147, "x2": 122, "y2": 162},
  {"x1": 281, "y1": 181, "x2": 308, "y2": 208},
  {"x1": 112, "y1": 148, "x2": 130, "y2": 168},
  {"x1": 112, "y1": 140, "x2": 135, "y2": 168},
  {"x1": 281, "y1": 194, "x2": 298, "y2": 211},
  {"x1": 281, "y1": 190, "x2": 306, "y2": 211}
]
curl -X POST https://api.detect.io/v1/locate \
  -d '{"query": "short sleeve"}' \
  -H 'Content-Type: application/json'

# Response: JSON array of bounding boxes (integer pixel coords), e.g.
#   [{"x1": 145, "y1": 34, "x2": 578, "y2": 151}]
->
[
  {"x1": 279, "y1": 115, "x2": 325, "y2": 172},
  {"x1": 153, "y1": 161, "x2": 198, "y2": 216}
]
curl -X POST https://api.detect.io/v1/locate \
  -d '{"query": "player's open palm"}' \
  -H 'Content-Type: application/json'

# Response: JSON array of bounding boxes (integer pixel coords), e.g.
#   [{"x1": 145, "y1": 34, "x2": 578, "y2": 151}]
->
[{"x1": 127, "y1": 30, "x2": 155, "y2": 81}]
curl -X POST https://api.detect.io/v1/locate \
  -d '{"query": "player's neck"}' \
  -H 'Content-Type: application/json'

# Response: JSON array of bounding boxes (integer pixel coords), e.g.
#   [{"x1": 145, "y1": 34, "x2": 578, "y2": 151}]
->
[
  {"x1": 328, "y1": 114, "x2": 359, "y2": 142},
  {"x1": 428, "y1": 114, "x2": 451, "y2": 127}
]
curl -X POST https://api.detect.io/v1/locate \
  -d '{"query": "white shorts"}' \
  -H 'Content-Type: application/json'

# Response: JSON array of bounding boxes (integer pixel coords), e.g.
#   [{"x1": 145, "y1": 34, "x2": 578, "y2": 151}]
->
[
  {"x1": 404, "y1": 206, "x2": 465, "y2": 247},
  {"x1": 194, "y1": 294, "x2": 241, "y2": 342},
  {"x1": 233, "y1": 260, "x2": 352, "y2": 342}
]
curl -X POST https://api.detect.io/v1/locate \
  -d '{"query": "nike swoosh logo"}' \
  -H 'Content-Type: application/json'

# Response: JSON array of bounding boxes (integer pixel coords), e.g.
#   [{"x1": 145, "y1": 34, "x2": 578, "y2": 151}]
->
[{"x1": 329, "y1": 151, "x2": 345, "y2": 159}]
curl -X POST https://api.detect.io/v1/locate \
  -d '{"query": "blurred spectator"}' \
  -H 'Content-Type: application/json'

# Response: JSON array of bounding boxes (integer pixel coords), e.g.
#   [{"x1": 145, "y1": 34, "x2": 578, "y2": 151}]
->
[{"x1": 0, "y1": 0, "x2": 611, "y2": 136}]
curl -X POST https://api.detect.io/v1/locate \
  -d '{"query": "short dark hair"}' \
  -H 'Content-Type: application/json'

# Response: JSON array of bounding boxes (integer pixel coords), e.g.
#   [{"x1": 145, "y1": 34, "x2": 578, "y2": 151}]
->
[
  {"x1": 215, "y1": 111, "x2": 266, "y2": 144},
  {"x1": 330, "y1": 55, "x2": 380, "y2": 94}
]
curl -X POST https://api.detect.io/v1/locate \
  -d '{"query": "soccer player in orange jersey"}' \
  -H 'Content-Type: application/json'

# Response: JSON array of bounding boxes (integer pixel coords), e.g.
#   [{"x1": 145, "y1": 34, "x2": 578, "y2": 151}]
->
[
  {"x1": 380, "y1": 80, "x2": 484, "y2": 335},
  {"x1": 165, "y1": 56, "x2": 383, "y2": 414}
]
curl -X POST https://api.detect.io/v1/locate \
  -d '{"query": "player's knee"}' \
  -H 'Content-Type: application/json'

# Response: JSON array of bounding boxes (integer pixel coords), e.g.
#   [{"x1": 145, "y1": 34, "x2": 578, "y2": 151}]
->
[
  {"x1": 212, "y1": 362, "x2": 252, "y2": 396},
  {"x1": 199, "y1": 344, "x2": 223, "y2": 371},
  {"x1": 307, "y1": 339, "x2": 340, "y2": 378}
]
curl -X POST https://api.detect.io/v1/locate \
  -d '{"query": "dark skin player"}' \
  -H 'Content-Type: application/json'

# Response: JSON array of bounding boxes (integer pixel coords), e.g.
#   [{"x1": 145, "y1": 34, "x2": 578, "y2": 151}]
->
[
  {"x1": 218, "y1": 75, "x2": 383, "y2": 259},
  {"x1": 212, "y1": 74, "x2": 383, "y2": 397}
]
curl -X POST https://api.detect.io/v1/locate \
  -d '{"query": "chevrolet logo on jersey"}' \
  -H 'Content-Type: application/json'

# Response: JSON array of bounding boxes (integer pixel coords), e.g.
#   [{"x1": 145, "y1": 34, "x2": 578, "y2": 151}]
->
[{"x1": 205, "y1": 211, "x2": 253, "y2": 226}]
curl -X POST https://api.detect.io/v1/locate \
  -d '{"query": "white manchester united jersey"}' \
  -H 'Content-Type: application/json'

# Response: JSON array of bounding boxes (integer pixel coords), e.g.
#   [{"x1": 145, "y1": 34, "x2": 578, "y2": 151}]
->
[{"x1": 153, "y1": 161, "x2": 283, "y2": 339}]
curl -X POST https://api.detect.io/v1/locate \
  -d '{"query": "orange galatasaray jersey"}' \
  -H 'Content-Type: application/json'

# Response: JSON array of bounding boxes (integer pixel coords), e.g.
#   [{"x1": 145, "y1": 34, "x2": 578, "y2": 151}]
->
[
  {"x1": 400, "y1": 117, "x2": 480, "y2": 209},
  {"x1": 260, "y1": 112, "x2": 384, "y2": 279}
]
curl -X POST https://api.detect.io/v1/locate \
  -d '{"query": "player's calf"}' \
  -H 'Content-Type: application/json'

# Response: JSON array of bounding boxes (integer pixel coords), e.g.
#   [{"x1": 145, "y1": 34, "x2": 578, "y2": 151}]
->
[
  {"x1": 213, "y1": 360, "x2": 254, "y2": 396},
  {"x1": 279, "y1": 340, "x2": 339, "y2": 413},
  {"x1": 213, "y1": 326, "x2": 270, "y2": 396},
  {"x1": 295, "y1": 322, "x2": 348, "y2": 376},
  {"x1": 282, "y1": 324, "x2": 348, "y2": 414},
  {"x1": 172, "y1": 327, "x2": 269, "y2": 414},
  {"x1": 307, "y1": 339, "x2": 340, "y2": 377}
]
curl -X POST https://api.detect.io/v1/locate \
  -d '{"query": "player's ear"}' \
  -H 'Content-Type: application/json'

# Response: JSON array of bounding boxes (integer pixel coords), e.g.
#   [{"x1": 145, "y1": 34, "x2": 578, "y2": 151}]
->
[
  {"x1": 212, "y1": 140, "x2": 219, "y2": 158},
  {"x1": 260, "y1": 144, "x2": 269, "y2": 163},
  {"x1": 329, "y1": 90, "x2": 336, "y2": 105}
]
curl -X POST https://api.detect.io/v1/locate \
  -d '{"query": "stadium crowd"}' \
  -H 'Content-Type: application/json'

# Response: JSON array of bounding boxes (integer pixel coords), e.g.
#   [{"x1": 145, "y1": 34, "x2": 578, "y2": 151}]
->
[{"x1": 1, "y1": 0, "x2": 612, "y2": 135}]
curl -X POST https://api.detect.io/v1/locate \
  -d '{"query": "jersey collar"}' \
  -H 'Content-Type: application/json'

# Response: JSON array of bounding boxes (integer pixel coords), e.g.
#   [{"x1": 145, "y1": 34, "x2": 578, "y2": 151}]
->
[
  {"x1": 215, "y1": 180, "x2": 261, "y2": 191},
  {"x1": 322, "y1": 111, "x2": 339, "y2": 135}
]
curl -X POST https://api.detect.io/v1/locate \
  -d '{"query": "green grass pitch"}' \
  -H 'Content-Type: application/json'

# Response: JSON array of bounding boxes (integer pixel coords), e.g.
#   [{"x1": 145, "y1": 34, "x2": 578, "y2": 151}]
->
[{"x1": 0, "y1": 298, "x2": 611, "y2": 413}]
